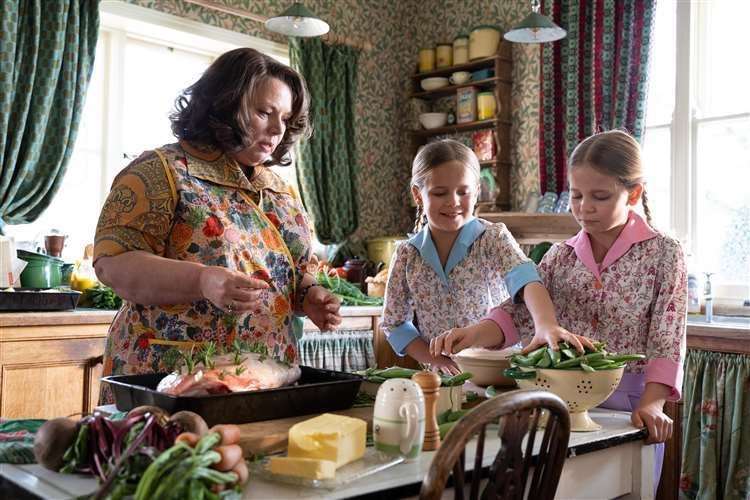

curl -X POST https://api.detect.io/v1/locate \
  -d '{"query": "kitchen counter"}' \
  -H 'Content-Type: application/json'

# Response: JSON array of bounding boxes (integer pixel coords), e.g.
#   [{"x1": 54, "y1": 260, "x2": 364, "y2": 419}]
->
[{"x1": 0, "y1": 408, "x2": 653, "y2": 500}]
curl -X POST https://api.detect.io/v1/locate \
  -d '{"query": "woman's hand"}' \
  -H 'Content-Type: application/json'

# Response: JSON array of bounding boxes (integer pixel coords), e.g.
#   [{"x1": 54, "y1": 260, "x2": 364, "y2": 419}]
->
[
  {"x1": 632, "y1": 402, "x2": 673, "y2": 444},
  {"x1": 522, "y1": 323, "x2": 595, "y2": 354},
  {"x1": 199, "y1": 266, "x2": 270, "y2": 314},
  {"x1": 429, "y1": 327, "x2": 479, "y2": 358},
  {"x1": 303, "y1": 285, "x2": 342, "y2": 331}
]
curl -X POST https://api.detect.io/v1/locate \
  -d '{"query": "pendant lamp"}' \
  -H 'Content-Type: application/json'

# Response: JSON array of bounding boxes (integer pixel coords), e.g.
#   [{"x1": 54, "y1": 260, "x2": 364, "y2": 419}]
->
[
  {"x1": 504, "y1": 0, "x2": 566, "y2": 43},
  {"x1": 265, "y1": 3, "x2": 330, "y2": 37}
]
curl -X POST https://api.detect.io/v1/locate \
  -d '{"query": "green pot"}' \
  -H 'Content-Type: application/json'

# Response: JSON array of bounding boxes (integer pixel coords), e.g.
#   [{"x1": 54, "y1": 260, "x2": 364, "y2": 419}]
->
[{"x1": 17, "y1": 250, "x2": 64, "y2": 288}]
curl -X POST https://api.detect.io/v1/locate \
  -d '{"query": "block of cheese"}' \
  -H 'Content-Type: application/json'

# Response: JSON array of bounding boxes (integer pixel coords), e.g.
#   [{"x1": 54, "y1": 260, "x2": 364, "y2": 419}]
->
[
  {"x1": 269, "y1": 456, "x2": 336, "y2": 479},
  {"x1": 287, "y1": 413, "x2": 367, "y2": 468}
]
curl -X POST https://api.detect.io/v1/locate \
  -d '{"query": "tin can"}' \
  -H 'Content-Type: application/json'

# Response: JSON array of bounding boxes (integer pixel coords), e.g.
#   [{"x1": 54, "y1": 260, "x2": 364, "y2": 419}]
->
[
  {"x1": 418, "y1": 48, "x2": 435, "y2": 72},
  {"x1": 436, "y1": 43, "x2": 452, "y2": 68}
]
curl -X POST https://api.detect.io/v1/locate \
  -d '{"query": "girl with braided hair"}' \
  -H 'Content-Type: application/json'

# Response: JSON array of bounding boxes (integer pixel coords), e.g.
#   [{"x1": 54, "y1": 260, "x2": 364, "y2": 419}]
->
[{"x1": 381, "y1": 139, "x2": 583, "y2": 373}]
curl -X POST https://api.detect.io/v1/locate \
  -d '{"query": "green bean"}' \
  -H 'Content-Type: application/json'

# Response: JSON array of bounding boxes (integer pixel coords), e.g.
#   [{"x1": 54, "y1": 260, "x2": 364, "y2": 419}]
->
[
  {"x1": 526, "y1": 346, "x2": 547, "y2": 364},
  {"x1": 536, "y1": 350, "x2": 552, "y2": 368},
  {"x1": 580, "y1": 363, "x2": 595, "y2": 373},
  {"x1": 555, "y1": 352, "x2": 604, "y2": 369},
  {"x1": 367, "y1": 375, "x2": 387, "y2": 383},
  {"x1": 561, "y1": 348, "x2": 576, "y2": 359},
  {"x1": 442, "y1": 372, "x2": 473, "y2": 386},
  {"x1": 549, "y1": 348, "x2": 561, "y2": 366},
  {"x1": 510, "y1": 354, "x2": 536, "y2": 367}
]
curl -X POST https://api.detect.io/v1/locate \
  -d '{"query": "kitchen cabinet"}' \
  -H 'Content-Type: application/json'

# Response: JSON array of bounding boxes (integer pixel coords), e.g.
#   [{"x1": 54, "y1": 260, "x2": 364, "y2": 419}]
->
[
  {"x1": 409, "y1": 42, "x2": 513, "y2": 210},
  {"x1": 0, "y1": 310, "x2": 114, "y2": 419}
]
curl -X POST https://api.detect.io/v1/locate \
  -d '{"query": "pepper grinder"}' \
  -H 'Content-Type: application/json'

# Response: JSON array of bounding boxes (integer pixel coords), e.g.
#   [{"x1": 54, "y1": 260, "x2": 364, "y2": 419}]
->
[{"x1": 412, "y1": 370, "x2": 441, "y2": 451}]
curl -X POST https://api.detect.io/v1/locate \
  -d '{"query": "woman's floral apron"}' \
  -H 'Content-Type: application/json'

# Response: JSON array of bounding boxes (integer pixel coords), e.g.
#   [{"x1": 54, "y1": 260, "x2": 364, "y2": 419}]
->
[{"x1": 96, "y1": 142, "x2": 312, "y2": 389}]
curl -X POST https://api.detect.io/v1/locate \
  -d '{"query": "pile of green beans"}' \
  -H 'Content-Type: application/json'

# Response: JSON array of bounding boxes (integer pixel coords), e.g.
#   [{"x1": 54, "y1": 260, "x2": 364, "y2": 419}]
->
[
  {"x1": 503, "y1": 342, "x2": 645, "y2": 379},
  {"x1": 356, "y1": 366, "x2": 473, "y2": 387}
]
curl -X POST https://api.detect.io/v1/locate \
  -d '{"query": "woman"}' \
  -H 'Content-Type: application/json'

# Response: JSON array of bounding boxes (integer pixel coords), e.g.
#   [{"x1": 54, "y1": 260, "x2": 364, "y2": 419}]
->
[{"x1": 94, "y1": 48, "x2": 341, "y2": 390}]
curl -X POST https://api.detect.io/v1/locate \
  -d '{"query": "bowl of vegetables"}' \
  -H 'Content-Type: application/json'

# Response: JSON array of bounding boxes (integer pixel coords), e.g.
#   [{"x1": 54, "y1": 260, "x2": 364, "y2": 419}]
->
[{"x1": 504, "y1": 342, "x2": 645, "y2": 431}]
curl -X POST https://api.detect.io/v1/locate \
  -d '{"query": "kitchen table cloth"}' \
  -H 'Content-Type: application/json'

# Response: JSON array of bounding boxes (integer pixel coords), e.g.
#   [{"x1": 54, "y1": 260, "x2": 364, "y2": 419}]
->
[{"x1": 95, "y1": 141, "x2": 314, "y2": 384}]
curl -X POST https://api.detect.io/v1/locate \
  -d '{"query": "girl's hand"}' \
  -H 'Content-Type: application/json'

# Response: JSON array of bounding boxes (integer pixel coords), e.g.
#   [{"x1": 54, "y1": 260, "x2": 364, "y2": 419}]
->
[
  {"x1": 199, "y1": 266, "x2": 269, "y2": 314},
  {"x1": 522, "y1": 323, "x2": 595, "y2": 354},
  {"x1": 424, "y1": 354, "x2": 461, "y2": 376},
  {"x1": 429, "y1": 327, "x2": 479, "y2": 358},
  {"x1": 303, "y1": 285, "x2": 342, "y2": 331},
  {"x1": 631, "y1": 403, "x2": 673, "y2": 444}
]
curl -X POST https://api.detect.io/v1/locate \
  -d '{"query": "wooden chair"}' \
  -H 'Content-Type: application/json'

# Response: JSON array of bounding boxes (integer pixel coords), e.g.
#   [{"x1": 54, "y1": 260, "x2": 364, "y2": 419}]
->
[{"x1": 420, "y1": 389, "x2": 571, "y2": 500}]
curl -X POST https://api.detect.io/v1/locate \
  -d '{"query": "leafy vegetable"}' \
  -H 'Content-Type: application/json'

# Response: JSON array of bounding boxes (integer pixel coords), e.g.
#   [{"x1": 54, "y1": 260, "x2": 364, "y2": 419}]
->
[
  {"x1": 315, "y1": 271, "x2": 384, "y2": 306},
  {"x1": 83, "y1": 285, "x2": 123, "y2": 310}
]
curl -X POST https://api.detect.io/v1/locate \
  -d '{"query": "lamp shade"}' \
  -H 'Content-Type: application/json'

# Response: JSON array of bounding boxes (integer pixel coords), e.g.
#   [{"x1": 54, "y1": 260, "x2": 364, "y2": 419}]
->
[
  {"x1": 504, "y1": 11, "x2": 566, "y2": 43},
  {"x1": 265, "y1": 3, "x2": 330, "y2": 37}
]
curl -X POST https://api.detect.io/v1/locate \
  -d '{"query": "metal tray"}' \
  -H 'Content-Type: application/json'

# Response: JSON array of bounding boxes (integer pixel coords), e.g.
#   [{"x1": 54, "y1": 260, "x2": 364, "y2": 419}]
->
[
  {"x1": 102, "y1": 366, "x2": 363, "y2": 426},
  {"x1": 0, "y1": 288, "x2": 81, "y2": 311}
]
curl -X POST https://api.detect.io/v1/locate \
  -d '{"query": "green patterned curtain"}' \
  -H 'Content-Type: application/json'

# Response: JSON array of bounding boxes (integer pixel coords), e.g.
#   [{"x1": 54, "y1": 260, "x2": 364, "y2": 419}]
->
[
  {"x1": 539, "y1": 0, "x2": 656, "y2": 193},
  {"x1": 289, "y1": 38, "x2": 359, "y2": 245},
  {"x1": 298, "y1": 330, "x2": 375, "y2": 373},
  {"x1": 680, "y1": 350, "x2": 750, "y2": 499},
  {"x1": 0, "y1": 0, "x2": 99, "y2": 230}
]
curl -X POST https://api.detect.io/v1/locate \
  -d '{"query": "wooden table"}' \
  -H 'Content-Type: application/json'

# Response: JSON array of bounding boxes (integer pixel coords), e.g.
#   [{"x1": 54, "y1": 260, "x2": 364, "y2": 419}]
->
[{"x1": 0, "y1": 408, "x2": 653, "y2": 500}]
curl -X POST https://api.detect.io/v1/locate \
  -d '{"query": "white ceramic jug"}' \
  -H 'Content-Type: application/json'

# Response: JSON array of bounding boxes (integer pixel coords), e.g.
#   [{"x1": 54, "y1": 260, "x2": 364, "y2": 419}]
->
[{"x1": 373, "y1": 378, "x2": 425, "y2": 459}]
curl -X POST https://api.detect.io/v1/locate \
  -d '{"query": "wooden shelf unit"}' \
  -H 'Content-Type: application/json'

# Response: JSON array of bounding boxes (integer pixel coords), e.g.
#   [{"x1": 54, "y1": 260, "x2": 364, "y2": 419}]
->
[
  {"x1": 409, "y1": 41, "x2": 513, "y2": 210},
  {"x1": 479, "y1": 212, "x2": 580, "y2": 245}
]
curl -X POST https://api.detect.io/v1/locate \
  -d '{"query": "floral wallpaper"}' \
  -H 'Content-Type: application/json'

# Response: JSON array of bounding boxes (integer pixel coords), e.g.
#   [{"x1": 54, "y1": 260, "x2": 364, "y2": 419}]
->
[{"x1": 124, "y1": 0, "x2": 539, "y2": 240}]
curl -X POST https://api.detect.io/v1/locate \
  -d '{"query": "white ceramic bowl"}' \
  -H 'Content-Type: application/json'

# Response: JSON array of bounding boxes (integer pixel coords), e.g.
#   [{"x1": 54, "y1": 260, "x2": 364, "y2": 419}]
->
[
  {"x1": 516, "y1": 366, "x2": 624, "y2": 431},
  {"x1": 418, "y1": 112, "x2": 448, "y2": 129},
  {"x1": 420, "y1": 77, "x2": 449, "y2": 91},
  {"x1": 453, "y1": 347, "x2": 517, "y2": 387}
]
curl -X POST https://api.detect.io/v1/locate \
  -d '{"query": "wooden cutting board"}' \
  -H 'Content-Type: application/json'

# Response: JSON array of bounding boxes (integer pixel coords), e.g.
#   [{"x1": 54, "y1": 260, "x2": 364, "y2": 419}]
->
[
  {"x1": 96, "y1": 404, "x2": 374, "y2": 457},
  {"x1": 237, "y1": 406, "x2": 374, "y2": 457}
]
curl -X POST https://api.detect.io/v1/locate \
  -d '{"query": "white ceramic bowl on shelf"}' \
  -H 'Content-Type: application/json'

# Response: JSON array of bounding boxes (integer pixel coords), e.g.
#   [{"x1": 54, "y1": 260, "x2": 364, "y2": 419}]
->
[
  {"x1": 418, "y1": 112, "x2": 448, "y2": 130},
  {"x1": 516, "y1": 366, "x2": 625, "y2": 431},
  {"x1": 420, "y1": 77, "x2": 449, "y2": 91}
]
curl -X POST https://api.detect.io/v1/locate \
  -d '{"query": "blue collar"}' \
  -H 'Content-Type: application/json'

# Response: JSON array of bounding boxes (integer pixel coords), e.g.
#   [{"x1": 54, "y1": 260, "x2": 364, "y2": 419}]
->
[{"x1": 407, "y1": 218, "x2": 486, "y2": 285}]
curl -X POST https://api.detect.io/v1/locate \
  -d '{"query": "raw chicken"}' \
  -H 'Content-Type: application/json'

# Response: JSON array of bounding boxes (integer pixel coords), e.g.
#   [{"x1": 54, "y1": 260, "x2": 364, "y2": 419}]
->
[{"x1": 156, "y1": 352, "x2": 301, "y2": 396}]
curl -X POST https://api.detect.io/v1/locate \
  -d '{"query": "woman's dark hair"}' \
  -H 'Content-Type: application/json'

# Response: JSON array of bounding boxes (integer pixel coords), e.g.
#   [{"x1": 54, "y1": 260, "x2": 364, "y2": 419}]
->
[{"x1": 170, "y1": 48, "x2": 310, "y2": 166}]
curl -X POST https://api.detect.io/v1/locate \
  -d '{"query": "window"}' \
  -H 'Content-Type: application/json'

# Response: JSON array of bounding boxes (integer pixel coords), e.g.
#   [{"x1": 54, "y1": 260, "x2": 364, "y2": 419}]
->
[
  {"x1": 6, "y1": 3, "x2": 289, "y2": 260},
  {"x1": 642, "y1": 0, "x2": 750, "y2": 301}
]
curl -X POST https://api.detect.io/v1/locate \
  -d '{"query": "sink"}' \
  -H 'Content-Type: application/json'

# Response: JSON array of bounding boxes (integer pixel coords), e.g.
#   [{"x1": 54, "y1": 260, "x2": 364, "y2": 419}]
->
[{"x1": 687, "y1": 314, "x2": 750, "y2": 328}]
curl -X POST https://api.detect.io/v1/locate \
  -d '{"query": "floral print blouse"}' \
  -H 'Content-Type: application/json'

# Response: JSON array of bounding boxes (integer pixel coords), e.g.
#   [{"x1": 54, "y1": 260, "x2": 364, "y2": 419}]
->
[
  {"x1": 94, "y1": 141, "x2": 313, "y2": 378},
  {"x1": 382, "y1": 218, "x2": 540, "y2": 355},
  {"x1": 487, "y1": 211, "x2": 687, "y2": 399}
]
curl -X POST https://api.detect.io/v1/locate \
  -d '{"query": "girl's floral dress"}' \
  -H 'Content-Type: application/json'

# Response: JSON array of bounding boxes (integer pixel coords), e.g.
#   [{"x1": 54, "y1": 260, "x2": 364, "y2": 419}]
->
[
  {"x1": 382, "y1": 218, "x2": 540, "y2": 355},
  {"x1": 94, "y1": 141, "x2": 313, "y2": 387}
]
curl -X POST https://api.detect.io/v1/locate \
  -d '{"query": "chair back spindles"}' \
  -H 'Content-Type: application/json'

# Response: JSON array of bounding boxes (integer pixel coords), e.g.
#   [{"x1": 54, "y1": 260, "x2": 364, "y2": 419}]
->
[{"x1": 419, "y1": 389, "x2": 570, "y2": 500}]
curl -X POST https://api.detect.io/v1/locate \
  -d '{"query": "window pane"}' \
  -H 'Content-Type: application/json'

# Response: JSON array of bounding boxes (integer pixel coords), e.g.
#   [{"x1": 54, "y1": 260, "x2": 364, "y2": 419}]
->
[
  {"x1": 694, "y1": 117, "x2": 750, "y2": 287},
  {"x1": 122, "y1": 37, "x2": 214, "y2": 157},
  {"x1": 698, "y1": 0, "x2": 750, "y2": 117},
  {"x1": 641, "y1": 126, "x2": 672, "y2": 231},
  {"x1": 645, "y1": 0, "x2": 676, "y2": 126}
]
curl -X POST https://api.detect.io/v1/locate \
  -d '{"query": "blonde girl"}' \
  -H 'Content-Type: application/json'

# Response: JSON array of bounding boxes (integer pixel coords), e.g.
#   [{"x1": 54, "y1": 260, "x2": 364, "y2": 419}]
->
[{"x1": 382, "y1": 139, "x2": 584, "y2": 373}]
